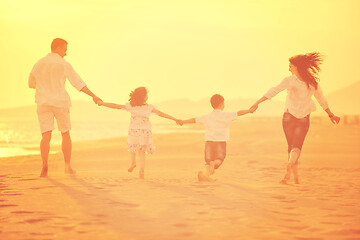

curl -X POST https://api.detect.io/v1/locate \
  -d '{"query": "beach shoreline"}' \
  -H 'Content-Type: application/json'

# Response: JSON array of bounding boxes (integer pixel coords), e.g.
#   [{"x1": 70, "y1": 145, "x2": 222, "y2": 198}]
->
[{"x1": 1, "y1": 120, "x2": 359, "y2": 240}]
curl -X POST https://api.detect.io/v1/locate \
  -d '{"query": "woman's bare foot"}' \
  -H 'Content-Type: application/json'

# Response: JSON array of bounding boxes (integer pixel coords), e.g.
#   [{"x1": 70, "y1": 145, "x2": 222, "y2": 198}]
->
[{"x1": 128, "y1": 163, "x2": 136, "y2": 172}]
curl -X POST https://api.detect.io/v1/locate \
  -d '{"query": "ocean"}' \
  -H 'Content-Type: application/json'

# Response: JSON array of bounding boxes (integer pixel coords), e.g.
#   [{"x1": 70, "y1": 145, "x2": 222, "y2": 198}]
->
[{"x1": 0, "y1": 118, "x2": 186, "y2": 158}]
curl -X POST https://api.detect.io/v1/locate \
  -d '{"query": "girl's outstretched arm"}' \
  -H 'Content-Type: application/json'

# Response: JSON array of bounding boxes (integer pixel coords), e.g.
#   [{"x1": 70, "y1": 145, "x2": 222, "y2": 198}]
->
[
  {"x1": 152, "y1": 108, "x2": 181, "y2": 124},
  {"x1": 181, "y1": 118, "x2": 196, "y2": 124},
  {"x1": 98, "y1": 102, "x2": 125, "y2": 109}
]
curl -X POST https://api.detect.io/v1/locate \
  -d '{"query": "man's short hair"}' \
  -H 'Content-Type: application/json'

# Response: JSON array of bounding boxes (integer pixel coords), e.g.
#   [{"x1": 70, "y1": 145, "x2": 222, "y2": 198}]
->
[
  {"x1": 51, "y1": 38, "x2": 68, "y2": 51},
  {"x1": 210, "y1": 94, "x2": 224, "y2": 108}
]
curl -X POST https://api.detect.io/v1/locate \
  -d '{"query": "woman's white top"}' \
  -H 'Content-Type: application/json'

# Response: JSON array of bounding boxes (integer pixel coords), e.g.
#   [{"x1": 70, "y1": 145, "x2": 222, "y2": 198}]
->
[
  {"x1": 264, "y1": 75, "x2": 329, "y2": 118},
  {"x1": 124, "y1": 103, "x2": 154, "y2": 130}
]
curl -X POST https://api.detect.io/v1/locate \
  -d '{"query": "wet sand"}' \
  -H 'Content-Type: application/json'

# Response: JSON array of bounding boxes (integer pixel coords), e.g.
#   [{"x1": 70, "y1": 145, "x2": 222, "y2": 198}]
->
[{"x1": 1, "y1": 119, "x2": 359, "y2": 240}]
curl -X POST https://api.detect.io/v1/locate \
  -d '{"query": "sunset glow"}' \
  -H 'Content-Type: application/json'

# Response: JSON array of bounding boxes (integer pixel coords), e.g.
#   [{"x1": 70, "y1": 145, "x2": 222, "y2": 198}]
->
[{"x1": 1, "y1": 0, "x2": 360, "y2": 109}]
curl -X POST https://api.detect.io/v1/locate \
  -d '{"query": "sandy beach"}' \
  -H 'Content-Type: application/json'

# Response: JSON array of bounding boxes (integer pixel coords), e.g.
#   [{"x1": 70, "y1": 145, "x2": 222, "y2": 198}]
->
[{"x1": 1, "y1": 118, "x2": 359, "y2": 240}]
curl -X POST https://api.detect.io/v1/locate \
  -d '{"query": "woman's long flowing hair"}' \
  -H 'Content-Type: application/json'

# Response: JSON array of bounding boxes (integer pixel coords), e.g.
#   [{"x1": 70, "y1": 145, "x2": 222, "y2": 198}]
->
[
  {"x1": 129, "y1": 87, "x2": 148, "y2": 107},
  {"x1": 289, "y1": 52, "x2": 323, "y2": 90}
]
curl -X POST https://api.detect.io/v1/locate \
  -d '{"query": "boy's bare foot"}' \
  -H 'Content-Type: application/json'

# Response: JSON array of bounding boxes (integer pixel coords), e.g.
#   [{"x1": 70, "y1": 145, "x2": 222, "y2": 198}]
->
[
  {"x1": 65, "y1": 166, "x2": 76, "y2": 175},
  {"x1": 40, "y1": 167, "x2": 48, "y2": 177},
  {"x1": 128, "y1": 164, "x2": 136, "y2": 172}
]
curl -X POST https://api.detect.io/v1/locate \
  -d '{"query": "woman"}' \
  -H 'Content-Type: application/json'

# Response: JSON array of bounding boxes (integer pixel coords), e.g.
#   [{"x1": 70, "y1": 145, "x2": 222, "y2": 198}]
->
[{"x1": 250, "y1": 52, "x2": 340, "y2": 184}]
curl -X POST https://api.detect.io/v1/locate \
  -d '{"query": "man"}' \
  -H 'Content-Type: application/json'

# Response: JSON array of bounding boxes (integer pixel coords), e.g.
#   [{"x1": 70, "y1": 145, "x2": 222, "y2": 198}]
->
[{"x1": 28, "y1": 38, "x2": 102, "y2": 177}]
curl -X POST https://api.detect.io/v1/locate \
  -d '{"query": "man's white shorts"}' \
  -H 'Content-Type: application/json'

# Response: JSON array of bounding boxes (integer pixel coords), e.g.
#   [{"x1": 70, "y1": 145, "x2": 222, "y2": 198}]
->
[{"x1": 37, "y1": 105, "x2": 71, "y2": 133}]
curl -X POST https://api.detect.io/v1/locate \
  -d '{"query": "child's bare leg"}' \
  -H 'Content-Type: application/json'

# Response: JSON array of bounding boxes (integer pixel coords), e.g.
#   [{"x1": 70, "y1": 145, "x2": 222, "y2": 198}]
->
[
  {"x1": 128, "y1": 152, "x2": 137, "y2": 172},
  {"x1": 209, "y1": 161, "x2": 215, "y2": 175},
  {"x1": 138, "y1": 150, "x2": 145, "y2": 179}
]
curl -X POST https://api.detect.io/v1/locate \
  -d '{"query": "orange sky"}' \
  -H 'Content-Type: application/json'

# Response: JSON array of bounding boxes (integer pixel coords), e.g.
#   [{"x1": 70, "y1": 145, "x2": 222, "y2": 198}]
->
[{"x1": 0, "y1": 0, "x2": 359, "y2": 109}]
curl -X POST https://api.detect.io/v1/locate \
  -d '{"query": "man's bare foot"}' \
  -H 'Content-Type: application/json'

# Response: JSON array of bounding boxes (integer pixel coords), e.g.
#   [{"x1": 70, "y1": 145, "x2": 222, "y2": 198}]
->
[
  {"x1": 139, "y1": 171, "x2": 144, "y2": 179},
  {"x1": 65, "y1": 166, "x2": 76, "y2": 175},
  {"x1": 294, "y1": 178, "x2": 300, "y2": 184},
  {"x1": 128, "y1": 164, "x2": 136, "y2": 172},
  {"x1": 40, "y1": 167, "x2": 48, "y2": 177}
]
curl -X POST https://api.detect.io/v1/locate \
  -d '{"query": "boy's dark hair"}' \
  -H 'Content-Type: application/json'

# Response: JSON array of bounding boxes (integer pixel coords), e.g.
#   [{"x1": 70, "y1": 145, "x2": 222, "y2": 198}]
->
[
  {"x1": 51, "y1": 38, "x2": 68, "y2": 51},
  {"x1": 210, "y1": 94, "x2": 224, "y2": 109}
]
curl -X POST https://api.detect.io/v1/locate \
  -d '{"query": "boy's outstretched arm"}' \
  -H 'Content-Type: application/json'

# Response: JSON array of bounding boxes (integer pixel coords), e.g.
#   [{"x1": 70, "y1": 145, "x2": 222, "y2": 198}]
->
[
  {"x1": 237, "y1": 109, "x2": 251, "y2": 116},
  {"x1": 152, "y1": 108, "x2": 181, "y2": 125},
  {"x1": 98, "y1": 102, "x2": 125, "y2": 109}
]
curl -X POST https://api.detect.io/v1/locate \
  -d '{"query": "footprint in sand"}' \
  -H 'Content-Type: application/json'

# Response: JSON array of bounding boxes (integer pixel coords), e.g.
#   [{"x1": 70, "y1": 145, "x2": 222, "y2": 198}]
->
[
  {"x1": 24, "y1": 218, "x2": 50, "y2": 224},
  {"x1": 173, "y1": 223, "x2": 188, "y2": 228},
  {"x1": 11, "y1": 211, "x2": 34, "y2": 214},
  {"x1": 1, "y1": 190, "x2": 23, "y2": 196},
  {"x1": 0, "y1": 204, "x2": 18, "y2": 208},
  {"x1": 19, "y1": 178, "x2": 38, "y2": 181}
]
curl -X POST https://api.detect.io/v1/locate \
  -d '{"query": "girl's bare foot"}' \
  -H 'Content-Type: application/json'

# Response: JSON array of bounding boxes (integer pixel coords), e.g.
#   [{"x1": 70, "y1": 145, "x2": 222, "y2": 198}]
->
[{"x1": 128, "y1": 164, "x2": 136, "y2": 172}]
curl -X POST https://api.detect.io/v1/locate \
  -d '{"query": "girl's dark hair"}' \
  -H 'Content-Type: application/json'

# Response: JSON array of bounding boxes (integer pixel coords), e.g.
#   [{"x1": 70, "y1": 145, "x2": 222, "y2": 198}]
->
[
  {"x1": 289, "y1": 52, "x2": 323, "y2": 90},
  {"x1": 129, "y1": 87, "x2": 148, "y2": 106}
]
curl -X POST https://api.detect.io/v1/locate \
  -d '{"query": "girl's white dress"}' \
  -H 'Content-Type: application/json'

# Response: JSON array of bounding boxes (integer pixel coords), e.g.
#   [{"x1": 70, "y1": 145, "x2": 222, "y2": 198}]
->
[{"x1": 124, "y1": 103, "x2": 155, "y2": 154}]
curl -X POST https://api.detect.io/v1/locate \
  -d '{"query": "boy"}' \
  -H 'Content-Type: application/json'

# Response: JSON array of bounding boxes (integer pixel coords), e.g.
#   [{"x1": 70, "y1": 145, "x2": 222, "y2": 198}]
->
[{"x1": 180, "y1": 94, "x2": 253, "y2": 181}]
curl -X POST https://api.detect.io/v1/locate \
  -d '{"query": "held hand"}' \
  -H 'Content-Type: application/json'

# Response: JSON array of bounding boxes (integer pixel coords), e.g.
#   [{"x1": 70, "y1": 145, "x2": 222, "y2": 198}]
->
[
  {"x1": 92, "y1": 96, "x2": 102, "y2": 105},
  {"x1": 176, "y1": 119, "x2": 183, "y2": 126},
  {"x1": 330, "y1": 115, "x2": 340, "y2": 125},
  {"x1": 249, "y1": 104, "x2": 258, "y2": 113}
]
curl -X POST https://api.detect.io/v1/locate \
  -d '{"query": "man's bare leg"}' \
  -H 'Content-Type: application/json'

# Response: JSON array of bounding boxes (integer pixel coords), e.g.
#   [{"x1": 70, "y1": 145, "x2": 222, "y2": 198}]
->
[
  {"x1": 62, "y1": 131, "x2": 75, "y2": 174},
  {"x1": 128, "y1": 152, "x2": 137, "y2": 172},
  {"x1": 40, "y1": 131, "x2": 52, "y2": 177}
]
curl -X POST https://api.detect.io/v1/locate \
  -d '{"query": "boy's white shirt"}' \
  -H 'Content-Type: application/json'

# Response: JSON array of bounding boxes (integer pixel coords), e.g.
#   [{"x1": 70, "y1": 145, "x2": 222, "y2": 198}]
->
[
  {"x1": 196, "y1": 109, "x2": 238, "y2": 142},
  {"x1": 264, "y1": 75, "x2": 329, "y2": 118}
]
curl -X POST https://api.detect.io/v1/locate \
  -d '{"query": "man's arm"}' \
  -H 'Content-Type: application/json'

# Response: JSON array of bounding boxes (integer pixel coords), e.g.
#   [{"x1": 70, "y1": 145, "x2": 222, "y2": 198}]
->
[
  {"x1": 80, "y1": 86, "x2": 102, "y2": 104},
  {"x1": 28, "y1": 73, "x2": 36, "y2": 89}
]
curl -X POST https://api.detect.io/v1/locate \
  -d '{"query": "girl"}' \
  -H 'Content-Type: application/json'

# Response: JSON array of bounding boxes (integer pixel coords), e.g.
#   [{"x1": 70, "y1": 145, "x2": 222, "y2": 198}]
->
[
  {"x1": 250, "y1": 52, "x2": 340, "y2": 184},
  {"x1": 98, "y1": 87, "x2": 181, "y2": 179}
]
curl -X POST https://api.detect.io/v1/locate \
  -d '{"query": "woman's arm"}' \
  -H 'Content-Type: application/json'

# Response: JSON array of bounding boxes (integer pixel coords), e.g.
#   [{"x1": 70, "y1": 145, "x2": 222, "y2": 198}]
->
[
  {"x1": 314, "y1": 85, "x2": 340, "y2": 124},
  {"x1": 250, "y1": 96, "x2": 268, "y2": 112},
  {"x1": 98, "y1": 102, "x2": 125, "y2": 109},
  {"x1": 324, "y1": 108, "x2": 341, "y2": 124},
  {"x1": 250, "y1": 77, "x2": 291, "y2": 112}
]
